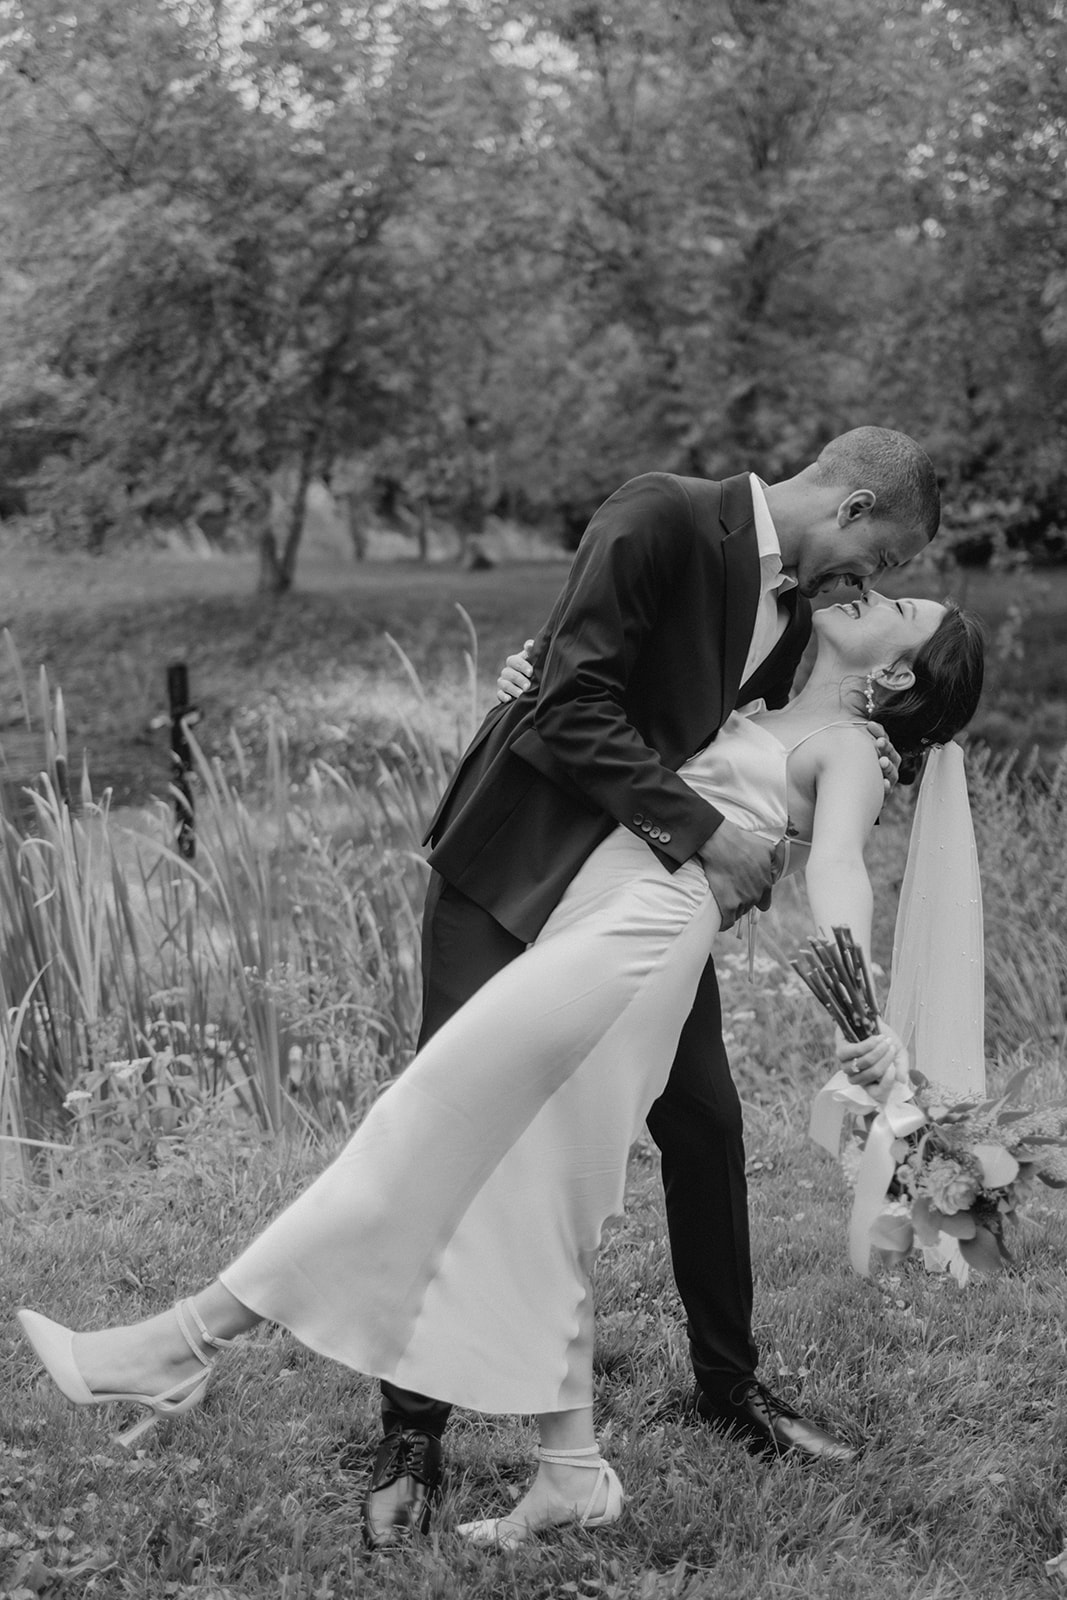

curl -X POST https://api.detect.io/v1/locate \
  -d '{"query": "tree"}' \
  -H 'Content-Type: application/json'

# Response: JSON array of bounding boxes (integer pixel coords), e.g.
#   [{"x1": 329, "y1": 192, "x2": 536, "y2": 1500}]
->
[
  {"x1": 1, "y1": 0, "x2": 1063, "y2": 580},
  {"x1": 0, "y1": 0, "x2": 481, "y2": 588},
  {"x1": 885, "y1": 0, "x2": 1067, "y2": 547}
]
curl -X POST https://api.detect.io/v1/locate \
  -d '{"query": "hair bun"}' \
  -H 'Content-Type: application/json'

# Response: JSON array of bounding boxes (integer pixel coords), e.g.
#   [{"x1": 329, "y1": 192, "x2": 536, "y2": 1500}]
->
[{"x1": 897, "y1": 750, "x2": 925, "y2": 786}]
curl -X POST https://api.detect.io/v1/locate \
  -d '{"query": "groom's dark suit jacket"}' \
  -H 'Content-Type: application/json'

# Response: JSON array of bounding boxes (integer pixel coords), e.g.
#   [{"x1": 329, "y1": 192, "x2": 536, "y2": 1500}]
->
[{"x1": 425, "y1": 471, "x2": 813, "y2": 943}]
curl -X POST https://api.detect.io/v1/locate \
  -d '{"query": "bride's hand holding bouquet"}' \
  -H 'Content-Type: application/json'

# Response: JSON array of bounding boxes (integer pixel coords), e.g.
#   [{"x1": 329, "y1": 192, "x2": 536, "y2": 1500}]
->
[{"x1": 800, "y1": 928, "x2": 1067, "y2": 1281}]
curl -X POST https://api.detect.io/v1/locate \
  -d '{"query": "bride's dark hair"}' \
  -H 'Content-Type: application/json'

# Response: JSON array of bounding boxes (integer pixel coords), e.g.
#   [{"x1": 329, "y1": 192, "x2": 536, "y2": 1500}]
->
[{"x1": 869, "y1": 604, "x2": 985, "y2": 783}]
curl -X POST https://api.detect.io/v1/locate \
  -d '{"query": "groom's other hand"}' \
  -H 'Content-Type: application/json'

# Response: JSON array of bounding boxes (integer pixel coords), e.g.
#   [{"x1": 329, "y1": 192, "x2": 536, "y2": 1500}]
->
[
  {"x1": 496, "y1": 640, "x2": 535, "y2": 703},
  {"x1": 866, "y1": 722, "x2": 901, "y2": 795},
  {"x1": 698, "y1": 820, "x2": 777, "y2": 929}
]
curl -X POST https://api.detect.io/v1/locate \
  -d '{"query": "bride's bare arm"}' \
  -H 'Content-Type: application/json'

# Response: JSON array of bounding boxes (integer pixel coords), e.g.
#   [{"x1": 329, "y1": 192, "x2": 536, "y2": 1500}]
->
[
  {"x1": 803, "y1": 737, "x2": 906, "y2": 1087},
  {"x1": 803, "y1": 734, "x2": 883, "y2": 948}
]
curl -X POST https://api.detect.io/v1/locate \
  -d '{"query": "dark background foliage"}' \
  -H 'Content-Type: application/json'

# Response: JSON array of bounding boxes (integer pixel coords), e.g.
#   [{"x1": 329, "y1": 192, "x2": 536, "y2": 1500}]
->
[{"x1": 0, "y1": 0, "x2": 1064, "y2": 588}]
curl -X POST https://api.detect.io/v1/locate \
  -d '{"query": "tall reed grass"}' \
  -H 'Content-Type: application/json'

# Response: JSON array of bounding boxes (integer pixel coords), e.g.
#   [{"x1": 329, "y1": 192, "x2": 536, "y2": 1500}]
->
[
  {"x1": 0, "y1": 619, "x2": 480, "y2": 1181},
  {"x1": 967, "y1": 742, "x2": 1067, "y2": 1052}
]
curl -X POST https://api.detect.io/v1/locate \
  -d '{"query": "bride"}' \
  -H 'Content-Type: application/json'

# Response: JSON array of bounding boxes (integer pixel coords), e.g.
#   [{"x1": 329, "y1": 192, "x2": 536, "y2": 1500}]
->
[{"x1": 18, "y1": 591, "x2": 983, "y2": 1546}]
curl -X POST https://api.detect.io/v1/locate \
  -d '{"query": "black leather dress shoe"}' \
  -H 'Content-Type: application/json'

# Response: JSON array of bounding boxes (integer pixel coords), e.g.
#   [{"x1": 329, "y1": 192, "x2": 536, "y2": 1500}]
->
[
  {"x1": 695, "y1": 1380, "x2": 858, "y2": 1463},
  {"x1": 361, "y1": 1428, "x2": 443, "y2": 1548}
]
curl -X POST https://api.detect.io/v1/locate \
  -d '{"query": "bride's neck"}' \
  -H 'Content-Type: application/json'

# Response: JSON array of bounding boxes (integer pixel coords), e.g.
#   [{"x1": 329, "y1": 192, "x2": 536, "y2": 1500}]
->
[{"x1": 784, "y1": 657, "x2": 863, "y2": 721}]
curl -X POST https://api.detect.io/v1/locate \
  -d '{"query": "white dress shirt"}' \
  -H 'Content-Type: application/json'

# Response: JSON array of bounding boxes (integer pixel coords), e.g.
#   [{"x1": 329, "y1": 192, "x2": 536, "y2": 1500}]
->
[{"x1": 740, "y1": 474, "x2": 795, "y2": 687}]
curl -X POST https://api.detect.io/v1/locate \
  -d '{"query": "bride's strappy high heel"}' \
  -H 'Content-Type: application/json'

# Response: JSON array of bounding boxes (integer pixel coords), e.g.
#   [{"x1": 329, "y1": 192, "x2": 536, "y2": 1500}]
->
[
  {"x1": 457, "y1": 1443, "x2": 624, "y2": 1548},
  {"x1": 16, "y1": 1299, "x2": 235, "y2": 1449}
]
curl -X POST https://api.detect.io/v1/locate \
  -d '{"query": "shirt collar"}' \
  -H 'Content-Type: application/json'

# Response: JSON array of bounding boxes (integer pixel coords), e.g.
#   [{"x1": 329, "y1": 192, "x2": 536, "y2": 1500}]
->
[{"x1": 749, "y1": 474, "x2": 797, "y2": 594}]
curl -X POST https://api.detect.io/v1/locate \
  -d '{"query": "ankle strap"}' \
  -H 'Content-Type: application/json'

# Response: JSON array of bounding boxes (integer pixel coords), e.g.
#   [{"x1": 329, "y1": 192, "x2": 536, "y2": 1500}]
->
[
  {"x1": 537, "y1": 1444, "x2": 602, "y2": 1468},
  {"x1": 175, "y1": 1299, "x2": 235, "y2": 1365}
]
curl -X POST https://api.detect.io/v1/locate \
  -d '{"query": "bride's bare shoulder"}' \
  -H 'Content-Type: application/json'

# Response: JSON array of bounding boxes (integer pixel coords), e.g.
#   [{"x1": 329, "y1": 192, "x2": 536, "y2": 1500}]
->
[
  {"x1": 788, "y1": 720, "x2": 879, "y2": 770},
  {"x1": 807, "y1": 725, "x2": 884, "y2": 821}
]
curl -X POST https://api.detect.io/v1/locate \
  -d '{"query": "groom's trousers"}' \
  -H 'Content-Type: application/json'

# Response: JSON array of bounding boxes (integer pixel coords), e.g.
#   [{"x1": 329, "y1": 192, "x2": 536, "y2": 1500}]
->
[{"x1": 379, "y1": 874, "x2": 758, "y2": 1439}]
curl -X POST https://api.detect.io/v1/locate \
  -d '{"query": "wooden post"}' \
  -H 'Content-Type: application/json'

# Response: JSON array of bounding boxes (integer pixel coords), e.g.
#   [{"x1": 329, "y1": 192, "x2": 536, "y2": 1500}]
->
[{"x1": 167, "y1": 662, "x2": 196, "y2": 860}]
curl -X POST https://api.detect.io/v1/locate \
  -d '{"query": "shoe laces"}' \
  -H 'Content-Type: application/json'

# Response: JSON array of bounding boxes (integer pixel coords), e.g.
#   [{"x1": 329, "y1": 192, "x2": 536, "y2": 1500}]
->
[
  {"x1": 382, "y1": 1428, "x2": 439, "y2": 1484},
  {"x1": 729, "y1": 1379, "x2": 801, "y2": 1422}
]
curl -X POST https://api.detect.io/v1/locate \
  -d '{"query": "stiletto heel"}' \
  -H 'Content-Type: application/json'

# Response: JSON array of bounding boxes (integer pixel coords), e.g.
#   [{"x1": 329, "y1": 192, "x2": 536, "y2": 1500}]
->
[
  {"x1": 17, "y1": 1299, "x2": 236, "y2": 1449},
  {"x1": 458, "y1": 1443, "x2": 624, "y2": 1547}
]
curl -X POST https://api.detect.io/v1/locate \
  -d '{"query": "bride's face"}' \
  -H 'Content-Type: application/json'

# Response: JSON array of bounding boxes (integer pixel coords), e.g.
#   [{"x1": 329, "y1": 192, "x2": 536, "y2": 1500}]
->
[{"x1": 815, "y1": 592, "x2": 945, "y2": 670}]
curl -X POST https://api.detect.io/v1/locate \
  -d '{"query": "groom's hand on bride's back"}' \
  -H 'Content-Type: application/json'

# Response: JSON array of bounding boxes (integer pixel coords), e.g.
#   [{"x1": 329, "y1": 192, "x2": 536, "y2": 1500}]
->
[
  {"x1": 866, "y1": 722, "x2": 901, "y2": 795},
  {"x1": 697, "y1": 821, "x2": 777, "y2": 929},
  {"x1": 496, "y1": 641, "x2": 535, "y2": 703}
]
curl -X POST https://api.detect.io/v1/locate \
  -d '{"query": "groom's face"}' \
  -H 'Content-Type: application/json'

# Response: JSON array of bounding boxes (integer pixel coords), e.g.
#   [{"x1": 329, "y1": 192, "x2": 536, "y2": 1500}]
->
[{"x1": 795, "y1": 505, "x2": 929, "y2": 600}]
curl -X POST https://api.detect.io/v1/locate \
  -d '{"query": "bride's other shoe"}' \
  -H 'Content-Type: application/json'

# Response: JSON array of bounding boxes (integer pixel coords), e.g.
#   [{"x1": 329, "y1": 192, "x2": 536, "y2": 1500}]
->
[
  {"x1": 16, "y1": 1299, "x2": 234, "y2": 1449},
  {"x1": 458, "y1": 1444, "x2": 624, "y2": 1548}
]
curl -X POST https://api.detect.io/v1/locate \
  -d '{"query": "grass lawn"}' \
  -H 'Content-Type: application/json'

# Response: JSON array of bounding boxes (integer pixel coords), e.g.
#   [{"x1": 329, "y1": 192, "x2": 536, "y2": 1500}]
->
[
  {"x1": 5, "y1": 1073, "x2": 1067, "y2": 1600},
  {"x1": 1, "y1": 543, "x2": 573, "y2": 806}
]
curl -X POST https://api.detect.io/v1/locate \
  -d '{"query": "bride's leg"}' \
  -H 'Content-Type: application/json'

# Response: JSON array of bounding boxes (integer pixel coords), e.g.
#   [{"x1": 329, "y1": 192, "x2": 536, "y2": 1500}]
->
[
  {"x1": 505, "y1": 1407, "x2": 602, "y2": 1526},
  {"x1": 460, "y1": 1405, "x2": 623, "y2": 1543},
  {"x1": 459, "y1": 1308, "x2": 622, "y2": 1543}
]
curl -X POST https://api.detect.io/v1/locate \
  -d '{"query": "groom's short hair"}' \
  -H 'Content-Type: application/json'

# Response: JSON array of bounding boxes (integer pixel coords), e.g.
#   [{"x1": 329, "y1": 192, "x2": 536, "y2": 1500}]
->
[{"x1": 813, "y1": 427, "x2": 940, "y2": 543}]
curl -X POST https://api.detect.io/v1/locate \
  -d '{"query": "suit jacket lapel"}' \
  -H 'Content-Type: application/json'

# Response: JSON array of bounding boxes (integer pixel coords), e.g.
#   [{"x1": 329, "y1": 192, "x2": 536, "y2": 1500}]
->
[{"x1": 716, "y1": 474, "x2": 761, "y2": 726}]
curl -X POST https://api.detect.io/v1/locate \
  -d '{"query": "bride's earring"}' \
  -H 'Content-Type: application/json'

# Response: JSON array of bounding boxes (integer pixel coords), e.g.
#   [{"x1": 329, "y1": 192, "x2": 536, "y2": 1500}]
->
[{"x1": 864, "y1": 674, "x2": 876, "y2": 719}]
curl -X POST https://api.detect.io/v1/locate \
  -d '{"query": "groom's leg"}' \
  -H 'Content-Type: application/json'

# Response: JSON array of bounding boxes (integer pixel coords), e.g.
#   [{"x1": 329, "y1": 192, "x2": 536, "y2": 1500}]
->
[
  {"x1": 645, "y1": 954, "x2": 757, "y2": 1397},
  {"x1": 415, "y1": 873, "x2": 527, "y2": 1048},
  {"x1": 647, "y1": 954, "x2": 856, "y2": 1463},
  {"x1": 364, "y1": 875, "x2": 526, "y2": 1544},
  {"x1": 377, "y1": 877, "x2": 526, "y2": 1440}
]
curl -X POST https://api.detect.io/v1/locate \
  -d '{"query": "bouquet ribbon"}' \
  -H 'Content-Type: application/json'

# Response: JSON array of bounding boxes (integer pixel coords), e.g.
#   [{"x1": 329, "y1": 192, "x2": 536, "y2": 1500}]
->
[{"x1": 809, "y1": 1073, "x2": 927, "y2": 1276}]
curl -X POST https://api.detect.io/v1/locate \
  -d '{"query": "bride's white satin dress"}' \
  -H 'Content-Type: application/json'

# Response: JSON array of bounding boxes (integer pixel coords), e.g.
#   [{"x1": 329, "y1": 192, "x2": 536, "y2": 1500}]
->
[{"x1": 221, "y1": 711, "x2": 789, "y2": 1414}]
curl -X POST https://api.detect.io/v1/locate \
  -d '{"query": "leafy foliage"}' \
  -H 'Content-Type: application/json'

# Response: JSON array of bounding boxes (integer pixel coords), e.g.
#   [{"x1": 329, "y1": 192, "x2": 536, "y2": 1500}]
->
[{"x1": 0, "y1": 0, "x2": 1064, "y2": 583}]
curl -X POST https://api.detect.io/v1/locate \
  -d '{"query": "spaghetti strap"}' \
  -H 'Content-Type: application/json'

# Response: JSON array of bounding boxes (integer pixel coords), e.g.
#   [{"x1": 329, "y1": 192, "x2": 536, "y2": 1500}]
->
[{"x1": 785, "y1": 719, "x2": 864, "y2": 756}]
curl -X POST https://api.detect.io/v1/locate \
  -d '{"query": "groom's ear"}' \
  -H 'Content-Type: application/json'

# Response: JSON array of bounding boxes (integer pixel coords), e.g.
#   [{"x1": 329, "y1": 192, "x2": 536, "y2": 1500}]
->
[
  {"x1": 836, "y1": 489, "x2": 876, "y2": 527},
  {"x1": 872, "y1": 661, "x2": 916, "y2": 692}
]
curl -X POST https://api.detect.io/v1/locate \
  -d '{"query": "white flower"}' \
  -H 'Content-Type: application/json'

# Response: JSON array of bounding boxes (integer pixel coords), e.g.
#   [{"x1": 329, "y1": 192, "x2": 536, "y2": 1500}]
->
[
  {"x1": 109, "y1": 1057, "x2": 152, "y2": 1080},
  {"x1": 922, "y1": 1155, "x2": 979, "y2": 1215}
]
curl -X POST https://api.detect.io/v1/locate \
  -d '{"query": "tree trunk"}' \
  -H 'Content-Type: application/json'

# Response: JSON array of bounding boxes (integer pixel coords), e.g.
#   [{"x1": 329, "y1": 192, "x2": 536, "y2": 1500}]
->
[
  {"x1": 257, "y1": 526, "x2": 289, "y2": 593},
  {"x1": 278, "y1": 430, "x2": 317, "y2": 589},
  {"x1": 339, "y1": 490, "x2": 366, "y2": 560},
  {"x1": 255, "y1": 433, "x2": 318, "y2": 595}
]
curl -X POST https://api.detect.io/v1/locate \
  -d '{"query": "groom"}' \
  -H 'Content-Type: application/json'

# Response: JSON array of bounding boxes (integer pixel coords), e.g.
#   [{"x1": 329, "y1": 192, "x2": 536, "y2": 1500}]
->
[{"x1": 362, "y1": 426, "x2": 940, "y2": 1546}]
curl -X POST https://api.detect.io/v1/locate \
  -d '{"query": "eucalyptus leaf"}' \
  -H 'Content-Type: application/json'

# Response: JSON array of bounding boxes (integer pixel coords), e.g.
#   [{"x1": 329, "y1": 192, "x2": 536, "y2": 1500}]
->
[
  {"x1": 959, "y1": 1227, "x2": 1007, "y2": 1274},
  {"x1": 869, "y1": 1211, "x2": 914, "y2": 1254},
  {"x1": 971, "y1": 1143, "x2": 1019, "y2": 1187}
]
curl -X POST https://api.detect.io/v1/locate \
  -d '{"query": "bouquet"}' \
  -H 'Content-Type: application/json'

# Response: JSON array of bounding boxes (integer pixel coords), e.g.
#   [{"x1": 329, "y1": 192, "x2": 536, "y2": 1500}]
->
[{"x1": 796, "y1": 928, "x2": 1067, "y2": 1277}]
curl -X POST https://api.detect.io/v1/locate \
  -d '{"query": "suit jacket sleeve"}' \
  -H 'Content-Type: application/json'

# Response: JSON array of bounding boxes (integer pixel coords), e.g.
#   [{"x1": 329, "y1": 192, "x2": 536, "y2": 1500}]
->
[{"x1": 529, "y1": 474, "x2": 727, "y2": 866}]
